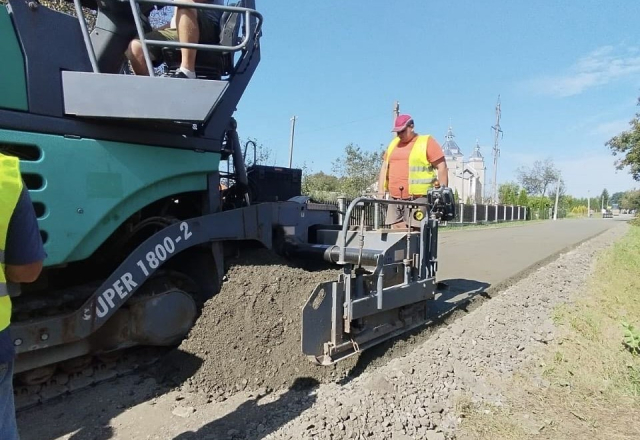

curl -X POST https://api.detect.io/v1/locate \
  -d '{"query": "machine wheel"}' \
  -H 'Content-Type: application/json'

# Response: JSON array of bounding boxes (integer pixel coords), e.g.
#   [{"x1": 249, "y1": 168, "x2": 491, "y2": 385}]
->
[
  {"x1": 16, "y1": 365, "x2": 56, "y2": 386},
  {"x1": 59, "y1": 355, "x2": 92, "y2": 374}
]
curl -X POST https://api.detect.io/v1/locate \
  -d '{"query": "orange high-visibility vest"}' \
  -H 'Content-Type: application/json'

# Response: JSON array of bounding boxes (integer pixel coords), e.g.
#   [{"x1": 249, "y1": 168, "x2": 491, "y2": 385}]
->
[{"x1": 383, "y1": 135, "x2": 436, "y2": 196}]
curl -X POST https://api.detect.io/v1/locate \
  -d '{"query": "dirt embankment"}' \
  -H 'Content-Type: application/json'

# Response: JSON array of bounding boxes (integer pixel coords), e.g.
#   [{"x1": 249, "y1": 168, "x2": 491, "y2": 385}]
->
[{"x1": 157, "y1": 248, "x2": 357, "y2": 399}]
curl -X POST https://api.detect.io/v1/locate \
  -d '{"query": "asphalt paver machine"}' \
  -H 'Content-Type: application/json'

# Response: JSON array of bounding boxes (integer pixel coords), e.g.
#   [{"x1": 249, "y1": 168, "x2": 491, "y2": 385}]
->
[{"x1": 0, "y1": 0, "x2": 455, "y2": 391}]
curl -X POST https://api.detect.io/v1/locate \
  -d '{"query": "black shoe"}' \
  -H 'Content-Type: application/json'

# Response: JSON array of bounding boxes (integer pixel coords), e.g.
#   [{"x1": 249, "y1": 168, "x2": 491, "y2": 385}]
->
[{"x1": 169, "y1": 70, "x2": 192, "y2": 79}]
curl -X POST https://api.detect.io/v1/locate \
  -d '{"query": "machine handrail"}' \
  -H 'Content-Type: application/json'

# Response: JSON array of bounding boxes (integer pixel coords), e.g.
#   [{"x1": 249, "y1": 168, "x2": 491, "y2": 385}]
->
[
  {"x1": 73, "y1": 0, "x2": 100, "y2": 73},
  {"x1": 337, "y1": 197, "x2": 432, "y2": 264},
  {"x1": 131, "y1": 0, "x2": 263, "y2": 77},
  {"x1": 71, "y1": 0, "x2": 263, "y2": 76}
]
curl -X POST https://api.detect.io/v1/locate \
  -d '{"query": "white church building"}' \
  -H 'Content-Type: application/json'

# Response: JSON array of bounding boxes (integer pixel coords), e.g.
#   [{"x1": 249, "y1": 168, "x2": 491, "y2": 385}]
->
[{"x1": 441, "y1": 126, "x2": 487, "y2": 203}]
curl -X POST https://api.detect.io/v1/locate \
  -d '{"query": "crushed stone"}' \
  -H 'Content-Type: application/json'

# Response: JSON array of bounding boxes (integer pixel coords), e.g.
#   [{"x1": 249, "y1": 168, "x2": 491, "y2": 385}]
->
[{"x1": 155, "y1": 248, "x2": 357, "y2": 398}]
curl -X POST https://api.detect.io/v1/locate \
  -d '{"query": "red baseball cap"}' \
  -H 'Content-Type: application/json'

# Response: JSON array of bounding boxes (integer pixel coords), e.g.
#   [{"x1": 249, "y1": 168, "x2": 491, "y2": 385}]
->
[{"x1": 392, "y1": 114, "x2": 413, "y2": 132}]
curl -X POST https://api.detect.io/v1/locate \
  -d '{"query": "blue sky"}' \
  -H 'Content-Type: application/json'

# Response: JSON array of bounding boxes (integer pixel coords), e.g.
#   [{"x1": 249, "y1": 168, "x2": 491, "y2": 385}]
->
[{"x1": 232, "y1": 0, "x2": 640, "y2": 198}]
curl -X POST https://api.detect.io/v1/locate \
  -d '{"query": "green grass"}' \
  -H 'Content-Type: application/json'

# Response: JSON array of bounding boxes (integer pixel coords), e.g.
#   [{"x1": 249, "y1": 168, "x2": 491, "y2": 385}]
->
[{"x1": 456, "y1": 222, "x2": 640, "y2": 440}]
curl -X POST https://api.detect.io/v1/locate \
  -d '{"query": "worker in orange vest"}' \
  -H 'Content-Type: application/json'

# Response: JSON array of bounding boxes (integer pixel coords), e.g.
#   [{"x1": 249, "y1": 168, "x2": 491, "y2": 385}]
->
[{"x1": 378, "y1": 114, "x2": 449, "y2": 228}]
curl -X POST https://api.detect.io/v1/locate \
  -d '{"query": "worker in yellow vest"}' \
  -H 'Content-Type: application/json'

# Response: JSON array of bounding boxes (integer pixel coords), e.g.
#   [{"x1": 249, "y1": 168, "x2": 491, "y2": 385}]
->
[
  {"x1": 0, "y1": 153, "x2": 46, "y2": 439},
  {"x1": 378, "y1": 114, "x2": 449, "y2": 228}
]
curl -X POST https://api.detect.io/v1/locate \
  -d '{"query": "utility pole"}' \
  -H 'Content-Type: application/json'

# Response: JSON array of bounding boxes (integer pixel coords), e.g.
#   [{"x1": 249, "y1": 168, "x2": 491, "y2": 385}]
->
[
  {"x1": 553, "y1": 179, "x2": 561, "y2": 220},
  {"x1": 393, "y1": 101, "x2": 400, "y2": 137},
  {"x1": 288, "y1": 115, "x2": 297, "y2": 168},
  {"x1": 587, "y1": 191, "x2": 591, "y2": 218},
  {"x1": 491, "y1": 96, "x2": 503, "y2": 203}
]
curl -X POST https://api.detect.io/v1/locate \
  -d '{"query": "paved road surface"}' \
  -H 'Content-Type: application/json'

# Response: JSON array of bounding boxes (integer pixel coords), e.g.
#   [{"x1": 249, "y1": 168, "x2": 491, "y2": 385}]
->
[{"x1": 438, "y1": 216, "x2": 626, "y2": 290}]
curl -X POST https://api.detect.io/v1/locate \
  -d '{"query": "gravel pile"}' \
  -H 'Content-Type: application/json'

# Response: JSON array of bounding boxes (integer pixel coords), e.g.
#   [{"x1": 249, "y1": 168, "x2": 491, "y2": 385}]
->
[{"x1": 157, "y1": 248, "x2": 357, "y2": 399}]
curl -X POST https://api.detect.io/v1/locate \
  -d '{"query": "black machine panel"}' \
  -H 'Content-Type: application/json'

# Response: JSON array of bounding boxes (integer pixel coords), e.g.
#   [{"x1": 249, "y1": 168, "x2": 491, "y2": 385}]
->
[{"x1": 247, "y1": 165, "x2": 302, "y2": 203}]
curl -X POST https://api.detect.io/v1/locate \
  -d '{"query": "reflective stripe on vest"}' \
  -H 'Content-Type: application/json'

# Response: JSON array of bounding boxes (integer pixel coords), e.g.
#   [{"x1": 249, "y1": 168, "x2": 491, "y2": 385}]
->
[
  {"x1": 383, "y1": 135, "x2": 437, "y2": 196},
  {"x1": 0, "y1": 154, "x2": 24, "y2": 330}
]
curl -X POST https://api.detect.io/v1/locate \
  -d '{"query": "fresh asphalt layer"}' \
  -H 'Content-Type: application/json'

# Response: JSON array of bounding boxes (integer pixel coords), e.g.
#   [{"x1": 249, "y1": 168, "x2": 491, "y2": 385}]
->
[{"x1": 436, "y1": 216, "x2": 629, "y2": 299}]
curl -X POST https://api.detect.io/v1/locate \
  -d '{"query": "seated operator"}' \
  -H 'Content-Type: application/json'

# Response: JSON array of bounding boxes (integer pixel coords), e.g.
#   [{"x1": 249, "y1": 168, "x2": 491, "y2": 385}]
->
[{"x1": 126, "y1": 0, "x2": 224, "y2": 78}]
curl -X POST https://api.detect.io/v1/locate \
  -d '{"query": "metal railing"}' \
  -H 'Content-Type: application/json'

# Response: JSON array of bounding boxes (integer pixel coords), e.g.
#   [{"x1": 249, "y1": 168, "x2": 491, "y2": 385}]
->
[
  {"x1": 72, "y1": 0, "x2": 263, "y2": 76},
  {"x1": 316, "y1": 197, "x2": 538, "y2": 227}
]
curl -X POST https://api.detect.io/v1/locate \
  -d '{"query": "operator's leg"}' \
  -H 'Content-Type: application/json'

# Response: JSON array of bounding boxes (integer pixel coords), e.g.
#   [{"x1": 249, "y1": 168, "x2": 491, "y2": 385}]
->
[
  {"x1": 175, "y1": 1, "x2": 200, "y2": 77},
  {"x1": 126, "y1": 29, "x2": 175, "y2": 75},
  {"x1": 173, "y1": 4, "x2": 220, "y2": 78}
]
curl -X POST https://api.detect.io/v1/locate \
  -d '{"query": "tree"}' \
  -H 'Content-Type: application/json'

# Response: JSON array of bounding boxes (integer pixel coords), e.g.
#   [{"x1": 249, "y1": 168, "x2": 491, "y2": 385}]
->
[
  {"x1": 516, "y1": 158, "x2": 561, "y2": 197},
  {"x1": 621, "y1": 190, "x2": 640, "y2": 211},
  {"x1": 331, "y1": 143, "x2": 384, "y2": 198},
  {"x1": 517, "y1": 189, "x2": 529, "y2": 206},
  {"x1": 241, "y1": 137, "x2": 275, "y2": 166},
  {"x1": 601, "y1": 188, "x2": 610, "y2": 208},
  {"x1": 301, "y1": 171, "x2": 340, "y2": 198},
  {"x1": 606, "y1": 96, "x2": 640, "y2": 181},
  {"x1": 498, "y1": 182, "x2": 519, "y2": 204},
  {"x1": 610, "y1": 191, "x2": 625, "y2": 206}
]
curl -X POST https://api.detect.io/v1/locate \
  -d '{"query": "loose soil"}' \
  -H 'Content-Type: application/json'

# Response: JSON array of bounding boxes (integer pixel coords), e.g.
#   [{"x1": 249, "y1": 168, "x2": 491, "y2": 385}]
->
[{"x1": 155, "y1": 248, "x2": 358, "y2": 399}]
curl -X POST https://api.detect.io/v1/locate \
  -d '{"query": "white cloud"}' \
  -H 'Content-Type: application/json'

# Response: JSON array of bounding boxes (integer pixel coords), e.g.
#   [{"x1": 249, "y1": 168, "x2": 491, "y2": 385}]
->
[
  {"x1": 587, "y1": 118, "x2": 633, "y2": 138},
  {"x1": 556, "y1": 153, "x2": 638, "y2": 197},
  {"x1": 523, "y1": 45, "x2": 640, "y2": 97},
  {"x1": 498, "y1": 152, "x2": 638, "y2": 198}
]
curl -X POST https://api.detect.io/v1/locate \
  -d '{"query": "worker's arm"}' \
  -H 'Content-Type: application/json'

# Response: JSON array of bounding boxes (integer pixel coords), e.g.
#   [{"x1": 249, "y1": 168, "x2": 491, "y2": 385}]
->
[
  {"x1": 4, "y1": 187, "x2": 46, "y2": 284},
  {"x1": 432, "y1": 158, "x2": 448, "y2": 187},
  {"x1": 5, "y1": 262, "x2": 43, "y2": 284},
  {"x1": 426, "y1": 138, "x2": 448, "y2": 187}
]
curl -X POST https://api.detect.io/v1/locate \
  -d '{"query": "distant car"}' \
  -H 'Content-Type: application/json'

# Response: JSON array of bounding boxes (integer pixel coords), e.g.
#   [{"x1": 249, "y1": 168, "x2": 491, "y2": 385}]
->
[{"x1": 603, "y1": 209, "x2": 613, "y2": 218}]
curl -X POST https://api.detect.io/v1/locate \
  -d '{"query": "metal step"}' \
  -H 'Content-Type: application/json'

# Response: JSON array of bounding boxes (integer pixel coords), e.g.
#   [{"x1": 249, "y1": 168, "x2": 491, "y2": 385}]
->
[{"x1": 62, "y1": 71, "x2": 228, "y2": 121}]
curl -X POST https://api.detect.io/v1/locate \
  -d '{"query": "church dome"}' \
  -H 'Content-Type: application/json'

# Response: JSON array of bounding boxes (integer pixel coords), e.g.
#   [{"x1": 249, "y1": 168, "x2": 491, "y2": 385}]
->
[{"x1": 442, "y1": 126, "x2": 464, "y2": 158}]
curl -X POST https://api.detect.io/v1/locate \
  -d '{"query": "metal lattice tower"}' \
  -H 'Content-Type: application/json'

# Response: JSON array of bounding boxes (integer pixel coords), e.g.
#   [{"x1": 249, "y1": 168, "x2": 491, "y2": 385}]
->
[{"x1": 491, "y1": 96, "x2": 503, "y2": 202}]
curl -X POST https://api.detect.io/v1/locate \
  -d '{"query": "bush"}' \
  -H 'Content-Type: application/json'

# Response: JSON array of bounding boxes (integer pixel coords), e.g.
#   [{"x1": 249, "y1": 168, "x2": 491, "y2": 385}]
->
[{"x1": 622, "y1": 321, "x2": 640, "y2": 355}]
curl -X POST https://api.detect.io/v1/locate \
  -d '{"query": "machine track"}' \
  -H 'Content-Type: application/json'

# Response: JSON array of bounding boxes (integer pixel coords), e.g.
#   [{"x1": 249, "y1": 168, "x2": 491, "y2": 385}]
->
[
  {"x1": 12, "y1": 270, "x2": 201, "y2": 412},
  {"x1": 14, "y1": 347, "x2": 168, "y2": 412}
]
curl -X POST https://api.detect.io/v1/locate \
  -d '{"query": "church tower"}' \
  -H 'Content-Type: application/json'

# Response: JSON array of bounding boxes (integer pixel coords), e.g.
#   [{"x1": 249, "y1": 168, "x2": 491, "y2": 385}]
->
[
  {"x1": 442, "y1": 126, "x2": 463, "y2": 189},
  {"x1": 468, "y1": 140, "x2": 486, "y2": 202}
]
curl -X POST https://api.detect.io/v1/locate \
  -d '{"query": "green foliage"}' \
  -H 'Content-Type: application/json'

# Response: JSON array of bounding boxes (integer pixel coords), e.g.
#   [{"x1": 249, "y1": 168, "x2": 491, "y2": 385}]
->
[
  {"x1": 621, "y1": 190, "x2": 640, "y2": 211},
  {"x1": 527, "y1": 195, "x2": 552, "y2": 209},
  {"x1": 301, "y1": 171, "x2": 340, "y2": 200},
  {"x1": 242, "y1": 137, "x2": 274, "y2": 167},
  {"x1": 571, "y1": 205, "x2": 588, "y2": 215},
  {"x1": 622, "y1": 321, "x2": 640, "y2": 355},
  {"x1": 517, "y1": 189, "x2": 528, "y2": 206},
  {"x1": 498, "y1": 182, "x2": 519, "y2": 204},
  {"x1": 331, "y1": 143, "x2": 383, "y2": 198},
  {"x1": 601, "y1": 188, "x2": 610, "y2": 207},
  {"x1": 611, "y1": 191, "x2": 625, "y2": 206},
  {"x1": 606, "y1": 96, "x2": 640, "y2": 181}
]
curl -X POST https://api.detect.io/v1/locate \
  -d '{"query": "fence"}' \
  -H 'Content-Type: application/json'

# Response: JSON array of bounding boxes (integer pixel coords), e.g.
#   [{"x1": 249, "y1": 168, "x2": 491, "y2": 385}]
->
[{"x1": 314, "y1": 196, "x2": 554, "y2": 227}]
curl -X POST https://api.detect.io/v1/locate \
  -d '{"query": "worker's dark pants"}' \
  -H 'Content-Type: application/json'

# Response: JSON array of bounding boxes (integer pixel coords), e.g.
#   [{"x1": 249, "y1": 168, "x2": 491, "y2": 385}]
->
[{"x1": 0, "y1": 361, "x2": 18, "y2": 440}]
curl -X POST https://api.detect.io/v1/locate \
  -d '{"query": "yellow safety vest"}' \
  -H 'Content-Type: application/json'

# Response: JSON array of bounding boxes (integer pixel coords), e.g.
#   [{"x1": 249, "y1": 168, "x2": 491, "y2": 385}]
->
[
  {"x1": 383, "y1": 134, "x2": 437, "y2": 196},
  {"x1": 0, "y1": 154, "x2": 23, "y2": 331}
]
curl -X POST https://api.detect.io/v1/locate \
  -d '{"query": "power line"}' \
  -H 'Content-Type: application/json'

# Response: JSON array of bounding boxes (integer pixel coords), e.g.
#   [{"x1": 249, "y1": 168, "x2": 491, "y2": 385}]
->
[{"x1": 294, "y1": 112, "x2": 389, "y2": 136}]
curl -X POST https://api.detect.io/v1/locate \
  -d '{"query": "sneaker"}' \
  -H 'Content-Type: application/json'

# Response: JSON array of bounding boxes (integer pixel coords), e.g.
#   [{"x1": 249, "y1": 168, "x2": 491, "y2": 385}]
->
[{"x1": 169, "y1": 70, "x2": 191, "y2": 79}]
